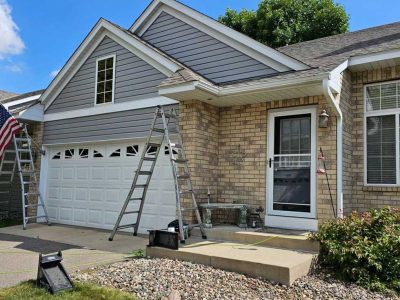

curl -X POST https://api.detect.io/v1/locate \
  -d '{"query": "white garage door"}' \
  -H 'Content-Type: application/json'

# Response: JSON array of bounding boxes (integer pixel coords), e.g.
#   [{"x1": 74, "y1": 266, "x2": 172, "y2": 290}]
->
[{"x1": 44, "y1": 140, "x2": 177, "y2": 234}]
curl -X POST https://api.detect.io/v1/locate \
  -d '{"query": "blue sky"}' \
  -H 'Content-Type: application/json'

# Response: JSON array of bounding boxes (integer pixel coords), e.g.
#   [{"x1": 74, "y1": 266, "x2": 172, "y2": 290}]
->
[{"x1": 0, "y1": 0, "x2": 399, "y2": 94}]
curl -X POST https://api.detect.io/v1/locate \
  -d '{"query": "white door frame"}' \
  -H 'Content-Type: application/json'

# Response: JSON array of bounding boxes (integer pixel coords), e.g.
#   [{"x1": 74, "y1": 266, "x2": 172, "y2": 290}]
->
[{"x1": 267, "y1": 106, "x2": 317, "y2": 221}]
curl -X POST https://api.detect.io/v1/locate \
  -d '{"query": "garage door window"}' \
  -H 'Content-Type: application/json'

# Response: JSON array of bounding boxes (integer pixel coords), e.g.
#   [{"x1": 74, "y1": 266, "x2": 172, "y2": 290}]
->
[
  {"x1": 52, "y1": 152, "x2": 61, "y2": 160},
  {"x1": 146, "y1": 146, "x2": 157, "y2": 156},
  {"x1": 93, "y1": 150, "x2": 104, "y2": 158},
  {"x1": 79, "y1": 148, "x2": 89, "y2": 159},
  {"x1": 110, "y1": 149, "x2": 121, "y2": 158},
  {"x1": 65, "y1": 149, "x2": 75, "y2": 159},
  {"x1": 127, "y1": 145, "x2": 139, "y2": 157}
]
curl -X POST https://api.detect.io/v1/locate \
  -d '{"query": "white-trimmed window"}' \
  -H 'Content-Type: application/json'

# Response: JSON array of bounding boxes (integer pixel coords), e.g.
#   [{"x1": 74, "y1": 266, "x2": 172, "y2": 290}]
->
[
  {"x1": 95, "y1": 55, "x2": 115, "y2": 105},
  {"x1": 365, "y1": 81, "x2": 400, "y2": 185}
]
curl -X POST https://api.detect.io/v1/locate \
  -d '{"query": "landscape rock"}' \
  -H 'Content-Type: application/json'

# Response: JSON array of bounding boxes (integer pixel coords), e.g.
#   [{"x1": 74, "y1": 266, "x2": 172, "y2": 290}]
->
[{"x1": 72, "y1": 258, "x2": 399, "y2": 300}]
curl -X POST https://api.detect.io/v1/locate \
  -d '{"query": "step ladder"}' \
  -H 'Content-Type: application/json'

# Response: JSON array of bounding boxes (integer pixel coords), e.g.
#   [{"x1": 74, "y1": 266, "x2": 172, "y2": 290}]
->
[
  {"x1": 0, "y1": 149, "x2": 18, "y2": 217},
  {"x1": 12, "y1": 126, "x2": 50, "y2": 229},
  {"x1": 109, "y1": 106, "x2": 207, "y2": 243}
]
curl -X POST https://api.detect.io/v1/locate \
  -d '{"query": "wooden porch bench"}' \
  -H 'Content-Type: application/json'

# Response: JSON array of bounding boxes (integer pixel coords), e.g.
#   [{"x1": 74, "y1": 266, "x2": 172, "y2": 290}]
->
[{"x1": 199, "y1": 203, "x2": 249, "y2": 228}]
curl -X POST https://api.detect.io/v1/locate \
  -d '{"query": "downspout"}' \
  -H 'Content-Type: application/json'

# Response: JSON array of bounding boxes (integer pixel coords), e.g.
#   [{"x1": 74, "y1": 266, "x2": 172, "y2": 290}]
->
[{"x1": 323, "y1": 78, "x2": 344, "y2": 218}]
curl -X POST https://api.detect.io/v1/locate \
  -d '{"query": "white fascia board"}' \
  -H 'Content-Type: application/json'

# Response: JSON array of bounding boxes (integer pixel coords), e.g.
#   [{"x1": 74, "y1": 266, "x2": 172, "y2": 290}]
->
[
  {"x1": 3, "y1": 94, "x2": 41, "y2": 109},
  {"x1": 41, "y1": 18, "x2": 180, "y2": 111},
  {"x1": 44, "y1": 96, "x2": 177, "y2": 122},
  {"x1": 40, "y1": 19, "x2": 106, "y2": 110},
  {"x1": 103, "y1": 22, "x2": 180, "y2": 74},
  {"x1": 349, "y1": 48, "x2": 400, "y2": 66},
  {"x1": 158, "y1": 82, "x2": 197, "y2": 95},
  {"x1": 131, "y1": 0, "x2": 309, "y2": 72},
  {"x1": 159, "y1": 73, "x2": 329, "y2": 100},
  {"x1": 158, "y1": 80, "x2": 219, "y2": 97},
  {"x1": 328, "y1": 60, "x2": 349, "y2": 94}
]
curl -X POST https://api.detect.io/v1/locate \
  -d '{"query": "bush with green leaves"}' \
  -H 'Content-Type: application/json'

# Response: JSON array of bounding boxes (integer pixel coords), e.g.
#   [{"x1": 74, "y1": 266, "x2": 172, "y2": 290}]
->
[{"x1": 311, "y1": 207, "x2": 400, "y2": 293}]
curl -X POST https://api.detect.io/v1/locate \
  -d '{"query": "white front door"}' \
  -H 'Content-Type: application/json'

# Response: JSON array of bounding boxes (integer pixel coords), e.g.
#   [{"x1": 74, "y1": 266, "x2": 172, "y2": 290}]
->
[{"x1": 267, "y1": 108, "x2": 317, "y2": 228}]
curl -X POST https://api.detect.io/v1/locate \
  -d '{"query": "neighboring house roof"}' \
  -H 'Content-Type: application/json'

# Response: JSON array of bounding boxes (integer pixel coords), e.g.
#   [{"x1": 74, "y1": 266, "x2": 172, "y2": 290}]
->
[
  {"x1": 1, "y1": 89, "x2": 43, "y2": 119},
  {"x1": 278, "y1": 21, "x2": 400, "y2": 71},
  {"x1": 0, "y1": 90, "x2": 18, "y2": 101}
]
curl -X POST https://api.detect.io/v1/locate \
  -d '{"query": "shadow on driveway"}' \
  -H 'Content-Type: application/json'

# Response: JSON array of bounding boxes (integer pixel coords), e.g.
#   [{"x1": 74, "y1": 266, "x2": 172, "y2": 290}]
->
[{"x1": 0, "y1": 233, "x2": 82, "y2": 254}]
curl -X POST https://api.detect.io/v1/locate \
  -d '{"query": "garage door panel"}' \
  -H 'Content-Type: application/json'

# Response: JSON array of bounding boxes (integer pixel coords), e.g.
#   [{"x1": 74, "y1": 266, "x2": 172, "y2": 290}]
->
[
  {"x1": 106, "y1": 166, "x2": 122, "y2": 181},
  {"x1": 91, "y1": 167, "x2": 106, "y2": 181},
  {"x1": 46, "y1": 140, "x2": 177, "y2": 233},
  {"x1": 59, "y1": 207, "x2": 73, "y2": 221},
  {"x1": 62, "y1": 167, "x2": 75, "y2": 180},
  {"x1": 73, "y1": 209, "x2": 87, "y2": 223},
  {"x1": 88, "y1": 209, "x2": 103, "y2": 225},
  {"x1": 105, "y1": 189, "x2": 123, "y2": 203},
  {"x1": 47, "y1": 207, "x2": 58, "y2": 219},
  {"x1": 76, "y1": 167, "x2": 89, "y2": 179},
  {"x1": 61, "y1": 187, "x2": 73, "y2": 201},
  {"x1": 48, "y1": 168, "x2": 61, "y2": 180}
]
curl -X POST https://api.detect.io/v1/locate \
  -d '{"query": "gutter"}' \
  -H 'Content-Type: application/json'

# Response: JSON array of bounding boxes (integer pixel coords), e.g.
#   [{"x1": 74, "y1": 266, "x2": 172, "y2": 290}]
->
[{"x1": 322, "y1": 78, "x2": 344, "y2": 218}]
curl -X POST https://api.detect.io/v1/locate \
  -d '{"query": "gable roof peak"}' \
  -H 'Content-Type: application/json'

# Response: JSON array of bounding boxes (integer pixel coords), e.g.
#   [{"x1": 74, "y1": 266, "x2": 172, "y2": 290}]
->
[{"x1": 130, "y1": 0, "x2": 309, "y2": 72}]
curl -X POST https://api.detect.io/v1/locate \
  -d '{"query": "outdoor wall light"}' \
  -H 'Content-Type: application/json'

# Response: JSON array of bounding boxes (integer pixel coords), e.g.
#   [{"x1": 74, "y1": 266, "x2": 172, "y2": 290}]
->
[{"x1": 319, "y1": 109, "x2": 329, "y2": 128}]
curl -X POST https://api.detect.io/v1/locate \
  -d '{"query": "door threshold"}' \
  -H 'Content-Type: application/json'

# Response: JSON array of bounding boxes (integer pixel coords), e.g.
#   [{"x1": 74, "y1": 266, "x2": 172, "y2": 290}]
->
[{"x1": 266, "y1": 215, "x2": 318, "y2": 231}]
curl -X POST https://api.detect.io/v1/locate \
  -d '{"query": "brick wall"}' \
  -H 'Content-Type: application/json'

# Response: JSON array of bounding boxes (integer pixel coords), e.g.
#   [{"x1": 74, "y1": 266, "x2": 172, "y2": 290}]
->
[
  {"x1": 180, "y1": 95, "x2": 338, "y2": 225},
  {"x1": 27, "y1": 122, "x2": 44, "y2": 217},
  {"x1": 347, "y1": 66, "x2": 400, "y2": 212},
  {"x1": 179, "y1": 101, "x2": 219, "y2": 221}
]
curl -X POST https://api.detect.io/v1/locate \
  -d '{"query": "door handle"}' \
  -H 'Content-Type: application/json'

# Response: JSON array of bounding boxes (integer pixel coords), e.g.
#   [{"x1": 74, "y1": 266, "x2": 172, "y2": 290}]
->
[{"x1": 269, "y1": 158, "x2": 274, "y2": 168}]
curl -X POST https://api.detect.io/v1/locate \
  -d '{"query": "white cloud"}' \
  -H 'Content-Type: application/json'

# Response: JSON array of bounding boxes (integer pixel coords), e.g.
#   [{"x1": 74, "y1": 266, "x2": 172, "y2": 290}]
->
[
  {"x1": 5, "y1": 63, "x2": 22, "y2": 73},
  {"x1": 50, "y1": 69, "x2": 60, "y2": 78},
  {"x1": 0, "y1": 0, "x2": 25, "y2": 59}
]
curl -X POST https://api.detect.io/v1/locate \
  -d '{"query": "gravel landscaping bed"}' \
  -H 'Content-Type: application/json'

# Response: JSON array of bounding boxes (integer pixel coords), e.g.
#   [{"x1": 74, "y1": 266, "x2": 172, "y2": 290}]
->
[{"x1": 73, "y1": 258, "x2": 399, "y2": 300}]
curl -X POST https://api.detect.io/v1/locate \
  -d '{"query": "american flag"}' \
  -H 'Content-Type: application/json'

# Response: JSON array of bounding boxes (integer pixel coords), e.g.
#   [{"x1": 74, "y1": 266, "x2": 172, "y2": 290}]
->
[{"x1": 0, "y1": 103, "x2": 22, "y2": 159}]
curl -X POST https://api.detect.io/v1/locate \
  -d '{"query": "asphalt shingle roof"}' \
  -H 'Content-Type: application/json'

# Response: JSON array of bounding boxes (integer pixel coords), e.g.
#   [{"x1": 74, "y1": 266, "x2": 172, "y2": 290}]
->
[
  {"x1": 0, "y1": 90, "x2": 18, "y2": 101},
  {"x1": 278, "y1": 21, "x2": 400, "y2": 71}
]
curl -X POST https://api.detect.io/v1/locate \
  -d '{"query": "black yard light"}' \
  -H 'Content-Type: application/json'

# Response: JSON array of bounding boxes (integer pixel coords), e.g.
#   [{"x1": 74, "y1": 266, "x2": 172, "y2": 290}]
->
[{"x1": 37, "y1": 251, "x2": 73, "y2": 294}]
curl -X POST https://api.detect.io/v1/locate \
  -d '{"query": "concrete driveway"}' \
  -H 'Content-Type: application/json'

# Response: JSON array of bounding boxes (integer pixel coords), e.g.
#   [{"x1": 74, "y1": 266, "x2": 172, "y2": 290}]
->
[{"x1": 0, "y1": 224, "x2": 148, "y2": 288}]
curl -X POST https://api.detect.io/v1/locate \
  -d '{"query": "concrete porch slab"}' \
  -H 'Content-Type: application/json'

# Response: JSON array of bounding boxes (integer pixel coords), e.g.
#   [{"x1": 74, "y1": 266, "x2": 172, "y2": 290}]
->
[
  {"x1": 0, "y1": 224, "x2": 148, "y2": 288},
  {"x1": 191, "y1": 226, "x2": 319, "y2": 253},
  {"x1": 146, "y1": 239, "x2": 317, "y2": 286}
]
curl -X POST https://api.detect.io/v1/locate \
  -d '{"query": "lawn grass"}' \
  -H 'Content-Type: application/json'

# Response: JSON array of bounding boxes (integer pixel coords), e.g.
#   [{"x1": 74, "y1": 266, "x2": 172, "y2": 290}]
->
[
  {"x1": 0, "y1": 281, "x2": 138, "y2": 300},
  {"x1": 0, "y1": 218, "x2": 21, "y2": 228}
]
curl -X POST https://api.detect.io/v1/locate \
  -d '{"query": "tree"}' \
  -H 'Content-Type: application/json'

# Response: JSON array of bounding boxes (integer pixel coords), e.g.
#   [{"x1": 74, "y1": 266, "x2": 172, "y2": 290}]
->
[{"x1": 218, "y1": 0, "x2": 349, "y2": 48}]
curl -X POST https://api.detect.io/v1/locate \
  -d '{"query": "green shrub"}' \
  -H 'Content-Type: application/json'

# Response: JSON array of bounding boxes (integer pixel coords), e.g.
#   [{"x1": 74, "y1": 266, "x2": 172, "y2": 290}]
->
[{"x1": 311, "y1": 207, "x2": 400, "y2": 293}]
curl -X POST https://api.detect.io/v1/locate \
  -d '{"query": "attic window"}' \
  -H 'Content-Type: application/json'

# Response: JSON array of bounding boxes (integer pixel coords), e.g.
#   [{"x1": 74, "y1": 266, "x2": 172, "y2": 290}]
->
[{"x1": 95, "y1": 55, "x2": 115, "y2": 105}]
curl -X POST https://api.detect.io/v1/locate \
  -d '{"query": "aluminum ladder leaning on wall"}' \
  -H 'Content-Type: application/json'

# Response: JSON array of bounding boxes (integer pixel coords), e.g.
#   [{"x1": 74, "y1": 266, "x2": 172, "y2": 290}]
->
[
  {"x1": 12, "y1": 125, "x2": 50, "y2": 229},
  {"x1": 109, "y1": 105, "x2": 207, "y2": 243}
]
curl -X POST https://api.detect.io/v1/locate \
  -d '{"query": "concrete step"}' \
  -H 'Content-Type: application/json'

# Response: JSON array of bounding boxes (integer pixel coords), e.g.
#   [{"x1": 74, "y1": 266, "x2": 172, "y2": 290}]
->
[
  {"x1": 191, "y1": 227, "x2": 319, "y2": 253},
  {"x1": 146, "y1": 240, "x2": 317, "y2": 286}
]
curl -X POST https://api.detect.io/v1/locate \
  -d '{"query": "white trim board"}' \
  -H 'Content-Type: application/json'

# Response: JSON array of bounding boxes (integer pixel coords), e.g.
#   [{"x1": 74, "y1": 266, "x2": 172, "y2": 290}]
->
[
  {"x1": 130, "y1": 0, "x2": 309, "y2": 72},
  {"x1": 44, "y1": 96, "x2": 178, "y2": 122},
  {"x1": 41, "y1": 18, "x2": 181, "y2": 111},
  {"x1": 266, "y1": 215, "x2": 318, "y2": 232},
  {"x1": 94, "y1": 54, "x2": 116, "y2": 106}
]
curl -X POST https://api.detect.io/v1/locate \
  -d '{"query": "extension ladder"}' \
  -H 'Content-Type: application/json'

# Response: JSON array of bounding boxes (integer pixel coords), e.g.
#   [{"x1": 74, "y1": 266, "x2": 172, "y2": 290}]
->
[
  {"x1": 12, "y1": 126, "x2": 50, "y2": 229},
  {"x1": 109, "y1": 106, "x2": 207, "y2": 243}
]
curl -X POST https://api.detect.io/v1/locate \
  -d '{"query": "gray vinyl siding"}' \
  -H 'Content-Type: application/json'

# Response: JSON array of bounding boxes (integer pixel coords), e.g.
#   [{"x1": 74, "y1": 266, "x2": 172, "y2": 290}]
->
[
  {"x1": 141, "y1": 12, "x2": 278, "y2": 84},
  {"x1": 43, "y1": 105, "x2": 179, "y2": 145},
  {"x1": 46, "y1": 36, "x2": 167, "y2": 113}
]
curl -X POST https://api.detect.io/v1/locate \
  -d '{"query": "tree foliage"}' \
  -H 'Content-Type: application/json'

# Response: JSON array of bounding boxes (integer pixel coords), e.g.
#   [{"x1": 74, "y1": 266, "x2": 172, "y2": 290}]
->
[{"x1": 218, "y1": 0, "x2": 349, "y2": 48}]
